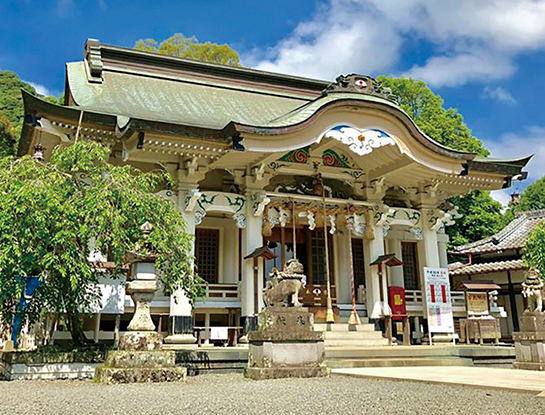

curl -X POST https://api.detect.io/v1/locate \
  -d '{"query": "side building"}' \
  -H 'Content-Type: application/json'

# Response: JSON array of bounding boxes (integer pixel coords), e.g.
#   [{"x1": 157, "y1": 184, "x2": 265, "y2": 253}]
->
[
  {"x1": 450, "y1": 209, "x2": 545, "y2": 339},
  {"x1": 18, "y1": 39, "x2": 530, "y2": 346}
]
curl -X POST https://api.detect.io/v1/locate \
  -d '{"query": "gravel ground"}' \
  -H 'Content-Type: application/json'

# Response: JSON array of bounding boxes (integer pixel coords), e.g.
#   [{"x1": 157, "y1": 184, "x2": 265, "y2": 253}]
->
[{"x1": 1, "y1": 374, "x2": 544, "y2": 415}]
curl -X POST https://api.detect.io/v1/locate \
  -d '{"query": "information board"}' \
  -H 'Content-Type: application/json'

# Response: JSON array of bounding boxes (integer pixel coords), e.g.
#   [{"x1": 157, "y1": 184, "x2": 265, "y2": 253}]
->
[
  {"x1": 423, "y1": 267, "x2": 454, "y2": 334},
  {"x1": 466, "y1": 292, "x2": 489, "y2": 316}
]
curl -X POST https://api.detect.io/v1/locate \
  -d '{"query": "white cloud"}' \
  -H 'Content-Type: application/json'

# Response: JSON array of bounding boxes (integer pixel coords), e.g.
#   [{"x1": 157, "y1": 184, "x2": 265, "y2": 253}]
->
[
  {"x1": 249, "y1": 1, "x2": 402, "y2": 80},
  {"x1": 484, "y1": 126, "x2": 545, "y2": 206},
  {"x1": 403, "y1": 51, "x2": 516, "y2": 88},
  {"x1": 481, "y1": 86, "x2": 517, "y2": 105},
  {"x1": 246, "y1": 0, "x2": 545, "y2": 86},
  {"x1": 27, "y1": 82, "x2": 54, "y2": 97}
]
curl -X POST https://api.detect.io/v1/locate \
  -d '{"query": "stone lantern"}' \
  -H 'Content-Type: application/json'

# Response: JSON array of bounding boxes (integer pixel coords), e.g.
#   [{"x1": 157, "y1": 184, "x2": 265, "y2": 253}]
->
[
  {"x1": 95, "y1": 222, "x2": 187, "y2": 383},
  {"x1": 118, "y1": 221, "x2": 163, "y2": 351}
]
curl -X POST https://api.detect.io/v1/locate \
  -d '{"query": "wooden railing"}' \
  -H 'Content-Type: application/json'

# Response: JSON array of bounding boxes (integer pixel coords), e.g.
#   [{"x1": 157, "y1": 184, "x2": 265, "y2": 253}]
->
[
  {"x1": 405, "y1": 289, "x2": 466, "y2": 314},
  {"x1": 201, "y1": 283, "x2": 240, "y2": 301},
  {"x1": 125, "y1": 283, "x2": 241, "y2": 310}
]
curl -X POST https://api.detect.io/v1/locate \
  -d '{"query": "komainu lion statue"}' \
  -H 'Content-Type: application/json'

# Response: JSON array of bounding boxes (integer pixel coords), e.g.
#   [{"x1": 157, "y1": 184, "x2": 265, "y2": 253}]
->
[
  {"x1": 522, "y1": 269, "x2": 544, "y2": 313},
  {"x1": 264, "y1": 259, "x2": 306, "y2": 307}
]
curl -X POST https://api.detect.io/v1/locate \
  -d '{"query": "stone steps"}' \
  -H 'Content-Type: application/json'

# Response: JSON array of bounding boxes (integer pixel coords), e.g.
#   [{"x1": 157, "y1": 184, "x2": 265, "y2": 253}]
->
[
  {"x1": 327, "y1": 356, "x2": 473, "y2": 369},
  {"x1": 314, "y1": 323, "x2": 375, "y2": 332},
  {"x1": 322, "y1": 331, "x2": 385, "y2": 340},
  {"x1": 314, "y1": 323, "x2": 390, "y2": 348},
  {"x1": 325, "y1": 339, "x2": 391, "y2": 347},
  {"x1": 325, "y1": 346, "x2": 458, "y2": 359}
]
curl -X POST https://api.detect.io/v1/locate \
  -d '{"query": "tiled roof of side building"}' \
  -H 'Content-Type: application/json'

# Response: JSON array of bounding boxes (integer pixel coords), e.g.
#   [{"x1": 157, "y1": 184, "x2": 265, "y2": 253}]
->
[
  {"x1": 451, "y1": 209, "x2": 545, "y2": 255},
  {"x1": 449, "y1": 259, "x2": 525, "y2": 276}
]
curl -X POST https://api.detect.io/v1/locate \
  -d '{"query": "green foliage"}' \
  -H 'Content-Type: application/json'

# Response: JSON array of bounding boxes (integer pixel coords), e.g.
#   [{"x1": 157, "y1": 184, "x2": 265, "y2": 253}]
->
[
  {"x1": 377, "y1": 77, "x2": 489, "y2": 157},
  {"x1": 135, "y1": 33, "x2": 241, "y2": 66},
  {"x1": 0, "y1": 71, "x2": 37, "y2": 126},
  {"x1": 0, "y1": 141, "x2": 205, "y2": 345},
  {"x1": 0, "y1": 71, "x2": 63, "y2": 156},
  {"x1": 446, "y1": 191, "x2": 505, "y2": 247},
  {"x1": 523, "y1": 222, "x2": 545, "y2": 280},
  {"x1": 515, "y1": 176, "x2": 545, "y2": 212},
  {"x1": 0, "y1": 111, "x2": 15, "y2": 157}
]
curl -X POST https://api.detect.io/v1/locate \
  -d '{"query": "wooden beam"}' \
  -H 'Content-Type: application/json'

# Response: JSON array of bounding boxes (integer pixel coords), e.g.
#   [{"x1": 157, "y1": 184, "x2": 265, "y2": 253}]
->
[{"x1": 367, "y1": 157, "x2": 414, "y2": 181}]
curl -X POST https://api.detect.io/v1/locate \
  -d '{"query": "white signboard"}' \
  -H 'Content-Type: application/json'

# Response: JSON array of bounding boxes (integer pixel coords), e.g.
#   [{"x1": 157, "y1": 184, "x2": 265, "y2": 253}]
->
[
  {"x1": 423, "y1": 267, "x2": 454, "y2": 334},
  {"x1": 89, "y1": 275, "x2": 126, "y2": 314}
]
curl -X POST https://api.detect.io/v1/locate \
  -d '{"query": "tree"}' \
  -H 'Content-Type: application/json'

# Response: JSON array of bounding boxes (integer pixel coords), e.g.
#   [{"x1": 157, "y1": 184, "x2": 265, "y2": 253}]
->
[
  {"x1": 377, "y1": 77, "x2": 489, "y2": 156},
  {"x1": 515, "y1": 176, "x2": 545, "y2": 212},
  {"x1": 447, "y1": 191, "x2": 505, "y2": 246},
  {"x1": 0, "y1": 111, "x2": 15, "y2": 158},
  {"x1": 523, "y1": 222, "x2": 545, "y2": 281},
  {"x1": 0, "y1": 141, "x2": 205, "y2": 346},
  {"x1": 378, "y1": 77, "x2": 504, "y2": 248},
  {"x1": 135, "y1": 33, "x2": 241, "y2": 66}
]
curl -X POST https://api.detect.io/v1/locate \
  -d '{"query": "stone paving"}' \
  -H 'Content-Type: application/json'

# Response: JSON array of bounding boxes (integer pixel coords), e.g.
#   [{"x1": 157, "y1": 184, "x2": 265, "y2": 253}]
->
[
  {"x1": 1, "y1": 373, "x2": 544, "y2": 415},
  {"x1": 333, "y1": 366, "x2": 545, "y2": 394}
]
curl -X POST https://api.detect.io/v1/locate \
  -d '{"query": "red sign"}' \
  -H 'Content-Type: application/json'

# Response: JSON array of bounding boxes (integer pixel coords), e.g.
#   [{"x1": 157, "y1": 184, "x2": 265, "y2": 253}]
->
[{"x1": 388, "y1": 286, "x2": 407, "y2": 321}]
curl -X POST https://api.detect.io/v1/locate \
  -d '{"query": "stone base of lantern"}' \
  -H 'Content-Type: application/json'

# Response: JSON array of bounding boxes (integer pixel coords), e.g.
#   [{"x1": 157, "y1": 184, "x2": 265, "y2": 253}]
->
[
  {"x1": 95, "y1": 350, "x2": 186, "y2": 384},
  {"x1": 118, "y1": 331, "x2": 164, "y2": 352}
]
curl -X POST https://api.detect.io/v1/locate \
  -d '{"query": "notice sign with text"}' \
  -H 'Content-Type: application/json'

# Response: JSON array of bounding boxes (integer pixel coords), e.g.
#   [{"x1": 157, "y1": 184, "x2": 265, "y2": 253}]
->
[{"x1": 423, "y1": 267, "x2": 454, "y2": 334}]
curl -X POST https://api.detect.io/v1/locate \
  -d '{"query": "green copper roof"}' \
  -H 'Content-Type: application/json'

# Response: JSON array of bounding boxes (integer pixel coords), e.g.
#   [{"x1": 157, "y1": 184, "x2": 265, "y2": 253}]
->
[
  {"x1": 67, "y1": 62, "x2": 312, "y2": 130},
  {"x1": 265, "y1": 93, "x2": 398, "y2": 127}
]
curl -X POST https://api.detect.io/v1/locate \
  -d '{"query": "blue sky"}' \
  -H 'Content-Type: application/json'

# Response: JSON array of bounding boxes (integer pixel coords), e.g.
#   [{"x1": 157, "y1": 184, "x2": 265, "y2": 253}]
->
[{"x1": 1, "y1": 0, "x2": 544, "y2": 205}]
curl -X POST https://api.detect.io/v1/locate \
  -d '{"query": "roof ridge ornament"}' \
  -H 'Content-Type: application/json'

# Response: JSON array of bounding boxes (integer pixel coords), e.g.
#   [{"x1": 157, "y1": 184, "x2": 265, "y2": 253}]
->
[
  {"x1": 84, "y1": 38, "x2": 103, "y2": 83},
  {"x1": 322, "y1": 74, "x2": 398, "y2": 103}
]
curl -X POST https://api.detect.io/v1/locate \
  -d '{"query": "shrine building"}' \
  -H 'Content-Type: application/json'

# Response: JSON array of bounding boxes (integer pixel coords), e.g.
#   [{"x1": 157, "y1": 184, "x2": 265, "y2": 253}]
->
[{"x1": 18, "y1": 39, "x2": 530, "y2": 345}]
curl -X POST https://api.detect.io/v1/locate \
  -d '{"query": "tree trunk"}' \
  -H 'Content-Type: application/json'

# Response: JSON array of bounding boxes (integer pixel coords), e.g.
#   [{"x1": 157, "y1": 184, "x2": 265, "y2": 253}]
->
[{"x1": 66, "y1": 312, "x2": 88, "y2": 347}]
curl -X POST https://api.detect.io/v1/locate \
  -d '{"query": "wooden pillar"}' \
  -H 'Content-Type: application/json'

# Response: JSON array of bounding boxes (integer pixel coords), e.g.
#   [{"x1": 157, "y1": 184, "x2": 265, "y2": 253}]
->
[{"x1": 507, "y1": 270, "x2": 519, "y2": 332}]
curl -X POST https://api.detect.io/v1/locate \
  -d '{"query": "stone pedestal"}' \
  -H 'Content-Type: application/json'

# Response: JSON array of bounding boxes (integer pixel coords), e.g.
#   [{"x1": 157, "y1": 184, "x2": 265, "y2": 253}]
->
[
  {"x1": 245, "y1": 307, "x2": 329, "y2": 380},
  {"x1": 513, "y1": 311, "x2": 545, "y2": 371},
  {"x1": 95, "y1": 350, "x2": 186, "y2": 384},
  {"x1": 118, "y1": 331, "x2": 163, "y2": 351}
]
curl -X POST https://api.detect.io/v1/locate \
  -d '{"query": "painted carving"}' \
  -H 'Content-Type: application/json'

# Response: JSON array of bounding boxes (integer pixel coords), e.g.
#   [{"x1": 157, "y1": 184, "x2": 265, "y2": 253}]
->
[
  {"x1": 267, "y1": 161, "x2": 287, "y2": 171},
  {"x1": 322, "y1": 149, "x2": 356, "y2": 168},
  {"x1": 383, "y1": 223, "x2": 391, "y2": 238},
  {"x1": 321, "y1": 74, "x2": 398, "y2": 103},
  {"x1": 234, "y1": 212, "x2": 247, "y2": 229},
  {"x1": 184, "y1": 189, "x2": 202, "y2": 212},
  {"x1": 411, "y1": 227, "x2": 423, "y2": 240},
  {"x1": 322, "y1": 125, "x2": 396, "y2": 156},
  {"x1": 252, "y1": 194, "x2": 271, "y2": 217},
  {"x1": 225, "y1": 195, "x2": 245, "y2": 213},
  {"x1": 197, "y1": 193, "x2": 217, "y2": 211},
  {"x1": 194, "y1": 210, "x2": 205, "y2": 226},
  {"x1": 343, "y1": 170, "x2": 365, "y2": 180},
  {"x1": 264, "y1": 259, "x2": 306, "y2": 307},
  {"x1": 522, "y1": 269, "x2": 544, "y2": 313},
  {"x1": 278, "y1": 146, "x2": 310, "y2": 164}
]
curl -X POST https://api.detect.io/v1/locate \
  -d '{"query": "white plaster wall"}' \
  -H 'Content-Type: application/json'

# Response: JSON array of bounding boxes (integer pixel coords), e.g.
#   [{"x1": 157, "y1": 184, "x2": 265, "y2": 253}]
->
[{"x1": 198, "y1": 216, "x2": 239, "y2": 284}]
